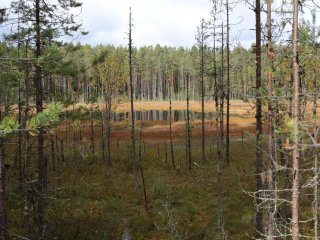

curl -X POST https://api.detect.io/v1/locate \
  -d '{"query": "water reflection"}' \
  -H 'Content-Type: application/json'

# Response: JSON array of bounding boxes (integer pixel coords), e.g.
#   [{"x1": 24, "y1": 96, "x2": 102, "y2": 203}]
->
[{"x1": 113, "y1": 110, "x2": 216, "y2": 122}]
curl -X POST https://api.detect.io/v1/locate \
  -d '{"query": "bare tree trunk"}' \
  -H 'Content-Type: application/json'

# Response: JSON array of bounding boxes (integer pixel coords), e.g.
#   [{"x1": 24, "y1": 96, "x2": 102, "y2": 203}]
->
[
  {"x1": 139, "y1": 122, "x2": 144, "y2": 165},
  {"x1": 186, "y1": 73, "x2": 192, "y2": 171},
  {"x1": 169, "y1": 70, "x2": 176, "y2": 169},
  {"x1": 216, "y1": 133, "x2": 224, "y2": 238},
  {"x1": 50, "y1": 134, "x2": 56, "y2": 172},
  {"x1": 106, "y1": 96, "x2": 112, "y2": 167},
  {"x1": 164, "y1": 141, "x2": 168, "y2": 165},
  {"x1": 267, "y1": 0, "x2": 275, "y2": 238},
  {"x1": 138, "y1": 123, "x2": 148, "y2": 211},
  {"x1": 23, "y1": 132, "x2": 31, "y2": 236},
  {"x1": 129, "y1": 7, "x2": 138, "y2": 186},
  {"x1": 310, "y1": 11, "x2": 318, "y2": 240},
  {"x1": 212, "y1": 4, "x2": 224, "y2": 237},
  {"x1": 255, "y1": 0, "x2": 264, "y2": 238},
  {"x1": 65, "y1": 107, "x2": 68, "y2": 141},
  {"x1": 0, "y1": 137, "x2": 8, "y2": 240},
  {"x1": 60, "y1": 139, "x2": 65, "y2": 163},
  {"x1": 220, "y1": 23, "x2": 225, "y2": 164},
  {"x1": 291, "y1": 1, "x2": 300, "y2": 239},
  {"x1": 200, "y1": 20, "x2": 206, "y2": 163},
  {"x1": 117, "y1": 139, "x2": 120, "y2": 162},
  {"x1": 101, "y1": 116, "x2": 106, "y2": 162},
  {"x1": 90, "y1": 107, "x2": 95, "y2": 162},
  {"x1": 73, "y1": 125, "x2": 76, "y2": 162},
  {"x1": 35, "y1": 0, "x2": 45, "y2": 234},
  {"x1": 226, "y1": 0, "x2": 230, "y2": 164},
  {"x1": 140, "y1": 164, "x2": 148, "y2": 212},
  {"x1": 18, "y1": 79, "x2": 23, "y2": 191},
  {"x1": 23, "y1": 49, "x2": 31, "y2": 235},
  {"x1": 313, "y1": 67, "x2": 318, "y2": 240}
]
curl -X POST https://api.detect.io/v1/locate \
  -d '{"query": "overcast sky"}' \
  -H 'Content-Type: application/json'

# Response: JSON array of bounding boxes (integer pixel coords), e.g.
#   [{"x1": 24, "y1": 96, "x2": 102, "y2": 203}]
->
[
  {"x1": 78, "y1": 0, "x2": 256, "y2": 48},
  {"x1": 0, "y1": 0, "x2": 259, "y2": 48},
  {"x1": 1, "y1": 0, "x2": 316, "y2": 49}
]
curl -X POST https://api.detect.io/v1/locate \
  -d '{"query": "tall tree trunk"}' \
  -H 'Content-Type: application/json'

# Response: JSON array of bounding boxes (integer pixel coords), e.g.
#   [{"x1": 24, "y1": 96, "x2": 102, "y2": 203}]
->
[
  {"x1": 169, "y1": 69, "x2": 176, "y2": 169},
  {"x1": 101, "y1": 116, "x2": 106, "y2": 162},
  {"x1": 226, "y1": 0, "x2": 230, "y2": 163},
  {"x1": 255, "y1": 0, "x2": 264, "y2": 238},
  {"x1": 212, "y1": 3, "x2": 224, "y2": 236},
  {"x1": 106, "y1": 96, "x2": 112, "y2": 167},
  {"x1": 17, "y1": 3, "x2": 23, "y2": 192},
  {"x1": 50, "y1": 134, "x2": 56, "y2": 171},
  {"x1": 186, "y1": 73, "x2": 192, "y2": 171},
  {"x1": 200, "y1": 20, "x2": 206, "y2": 163},
  {"x1": 23, "y1": 42, "x2": 31, "y2": 236},
  {"x1": 312, "y1": 67, "x2": 318, "y2": 240},
  {"x1": 18, "y1": 72, "x2": 23, "y2": 191},
  {"x1": 220, "y1": 23, "x2": 225, "y2": 164},
  {"x1": 90, "y1": 107, "x2": 95, "y2": 162},
  {"x1": 291, "y1": 0, "x2": 300, "y2": 239},
  {"x1": 267, "y1": 0, "x2": 275, "y2": 238},
  {"x1": 35, "y1": 0, "x2": 45, "y2": 234},
  {"x1": 0, "y1": 137, "x2": 8, "y2": 240},
  {"x1": 129, "y1": 7, "x2": 138, "y2": 186}
]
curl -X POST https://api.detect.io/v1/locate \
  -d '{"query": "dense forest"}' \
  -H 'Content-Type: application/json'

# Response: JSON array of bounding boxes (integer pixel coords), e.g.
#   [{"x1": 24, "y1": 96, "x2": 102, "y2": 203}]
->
[
  {"x1": 0, "y1": 0, "x2": 320, "y2": 239},
  {"x1": 1, "y1": 43, "x2": 258, "y2": 105}
]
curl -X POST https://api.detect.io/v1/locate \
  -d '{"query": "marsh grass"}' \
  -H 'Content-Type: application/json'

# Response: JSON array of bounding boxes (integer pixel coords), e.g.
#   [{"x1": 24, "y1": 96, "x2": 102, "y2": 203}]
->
[{"x1": 3, "y1": 130, "x2": 261, "y2": 239}]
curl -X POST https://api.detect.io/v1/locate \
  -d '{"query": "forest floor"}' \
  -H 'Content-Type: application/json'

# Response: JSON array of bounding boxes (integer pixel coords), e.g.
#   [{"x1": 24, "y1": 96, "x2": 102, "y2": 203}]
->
[
  {"x1": 107, "y1": 119, "x2": 255, "y2": 143},
  {"x1": 8, "y1": 100, "x2": 316, "y2": 239},
  {"x1": 7, "y1": 136, "x2": 257, "y2": 239}
]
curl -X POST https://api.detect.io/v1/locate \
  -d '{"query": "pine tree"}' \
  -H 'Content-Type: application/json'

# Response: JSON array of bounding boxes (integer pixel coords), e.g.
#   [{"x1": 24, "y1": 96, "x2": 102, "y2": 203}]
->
[
  {"x1": 6, "y1": 0, "x2": 84, "y2": 235},
  {"x1": 196, "y1": 19, "x2": 209, "y2": 162}
]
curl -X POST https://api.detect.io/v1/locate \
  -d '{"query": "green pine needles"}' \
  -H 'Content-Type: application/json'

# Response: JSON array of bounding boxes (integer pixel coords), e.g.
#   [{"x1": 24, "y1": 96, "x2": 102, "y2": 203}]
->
[
  {"x1": 0, "y1": 102, "x2": 63, "y2": 137},
  {"x1": 0, "y1": 118, "x2": 19, "y2": 137},
  {"x1": 27, "y1": 102, "x2": 63, "y2": 135}
]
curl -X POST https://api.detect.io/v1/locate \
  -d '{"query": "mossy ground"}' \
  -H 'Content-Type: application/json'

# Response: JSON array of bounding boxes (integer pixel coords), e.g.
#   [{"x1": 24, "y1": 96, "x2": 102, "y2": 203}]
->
[
  {"x1": 6, "y1": 100, "x2": 315, "y2": 239},
  {"x1": 5, "y1": 131, "x2": 258, "y2": 239}
]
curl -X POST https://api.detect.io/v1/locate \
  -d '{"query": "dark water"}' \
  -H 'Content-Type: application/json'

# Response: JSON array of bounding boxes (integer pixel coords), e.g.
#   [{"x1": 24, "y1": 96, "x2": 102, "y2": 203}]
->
[{"x1": 113, "y1": 110, "x2": 216, "y2": 122}]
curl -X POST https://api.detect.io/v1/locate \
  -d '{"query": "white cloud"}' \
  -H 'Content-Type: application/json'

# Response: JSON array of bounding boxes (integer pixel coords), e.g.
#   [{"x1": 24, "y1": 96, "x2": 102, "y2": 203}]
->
[
  {"x1": 1, "y1": 0, "x2": 318, "y2": 48},
  {"x1": 78, "y1": 0, "x2": 215, "y2": 47},
  {"x1": 0, "y1": 0, "x2": 260, "y2": 48}
]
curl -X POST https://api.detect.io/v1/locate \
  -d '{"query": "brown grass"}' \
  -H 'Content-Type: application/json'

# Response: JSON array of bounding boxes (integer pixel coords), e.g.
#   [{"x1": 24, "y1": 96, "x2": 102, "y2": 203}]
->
[{"x1": 73, "y1": 100, "x2": 255, "y2": 116}]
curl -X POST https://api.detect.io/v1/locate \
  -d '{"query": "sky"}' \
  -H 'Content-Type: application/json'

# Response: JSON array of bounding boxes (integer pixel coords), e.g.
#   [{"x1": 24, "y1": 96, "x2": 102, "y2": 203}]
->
[
  {"x1": 0, "y1": 0, "x2": 259, "y2": 48},
  {"x1": 77, "y1": 0, "x2": 256, "y2": 48},
  {"x1": 1, "y1": 0, "x2": 316, "y2": 49}
]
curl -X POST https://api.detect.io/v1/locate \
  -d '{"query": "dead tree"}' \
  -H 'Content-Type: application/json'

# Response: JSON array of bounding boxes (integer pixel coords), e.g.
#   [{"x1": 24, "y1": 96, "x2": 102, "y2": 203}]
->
[
  {"x1": 255, "y1": 0, "x2": 264, "y2": 238},
  {"x1": 186, "y1": 73, "x2": 192, "y2": 171},
  {"x1": 169, "y1": 67, "x2": 176, "y2": 169},
  {"x1": 312, "y1": 58, "x2": 318, "y2": 240},
  {"x1": 225, "y1": 0, "x2": 231, "y2": 163},
  {"x1": 220, "y1": 23, "x2": 225, "y2": 166},
  {"x1": 211, "y1": 2, "x2": 225, "y2": 237},
  {"x1": 128, "y1": 7, "x2": 139, "y2": 186},
  {"x1": 267, "y1": 0, "x2": 275, "y2": 237},
  {"x1": 291, "y1": 1, "x2": 300, "y2": 239}
]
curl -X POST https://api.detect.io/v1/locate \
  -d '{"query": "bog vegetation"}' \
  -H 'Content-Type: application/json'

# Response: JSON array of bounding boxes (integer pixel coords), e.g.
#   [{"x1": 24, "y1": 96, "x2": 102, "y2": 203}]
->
[{"x1": 0, "y1": 0, "x2": 320, "y2": 239}]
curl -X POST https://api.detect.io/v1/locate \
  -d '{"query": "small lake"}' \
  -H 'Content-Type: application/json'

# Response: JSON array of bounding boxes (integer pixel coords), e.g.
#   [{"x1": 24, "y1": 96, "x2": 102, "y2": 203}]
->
[{"x1": 113, "y1": 110, "x2": 216, "y2": 122}]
